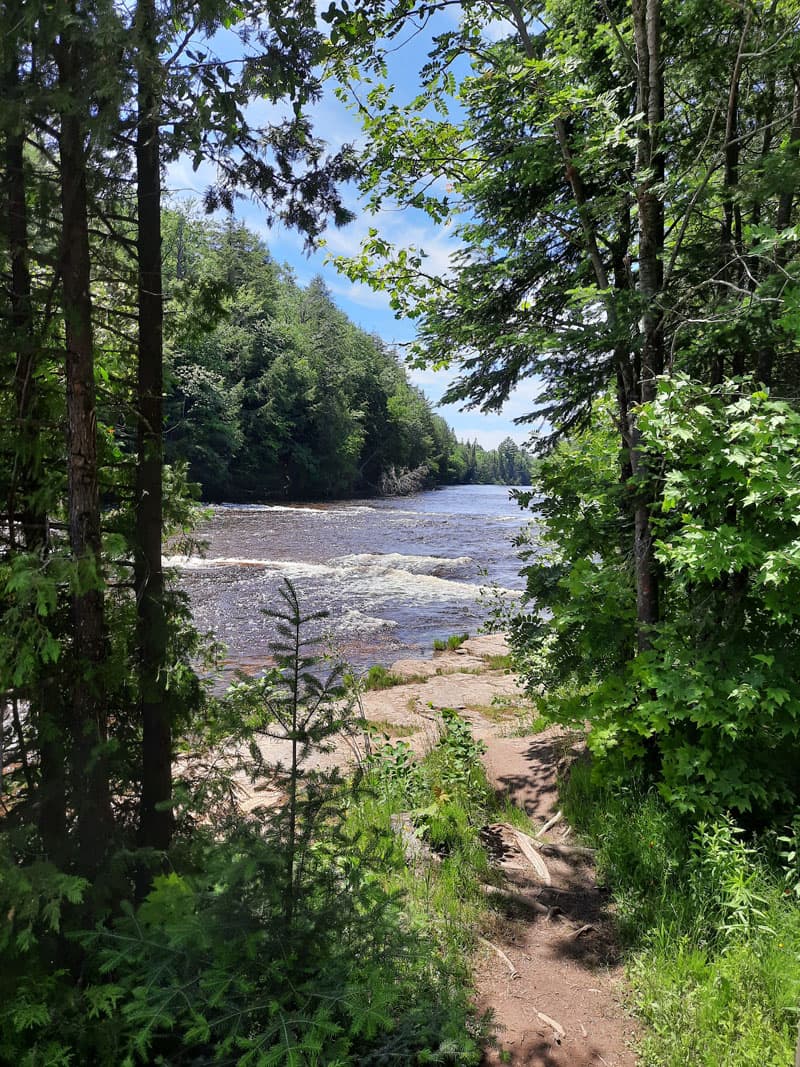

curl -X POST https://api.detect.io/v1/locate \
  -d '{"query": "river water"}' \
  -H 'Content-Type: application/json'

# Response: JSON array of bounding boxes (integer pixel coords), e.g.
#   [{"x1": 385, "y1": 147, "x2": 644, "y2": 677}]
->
[{"x1": 169, "y1": 484, "x2": 530, "y2": 675}]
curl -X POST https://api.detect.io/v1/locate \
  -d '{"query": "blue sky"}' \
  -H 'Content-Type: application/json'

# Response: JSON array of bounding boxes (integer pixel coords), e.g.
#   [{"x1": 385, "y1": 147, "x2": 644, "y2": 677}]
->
[{"x1": 166, "y1": 8, "x2": 537, "y2": 450}]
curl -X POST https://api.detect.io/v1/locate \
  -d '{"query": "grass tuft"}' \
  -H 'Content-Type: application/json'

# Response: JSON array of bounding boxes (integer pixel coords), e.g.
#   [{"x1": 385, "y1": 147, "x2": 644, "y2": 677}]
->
[
  {"x1": 484, "y1": 653, "x2": 515, "y2": 671},
  {"x1": 561, "y1": 760, "x2": 800, "y2": 1066},
  {"x1": 433, "y1": 632, "x2": 470, "y2": 652},
  {"x1": 348, "y1": 664, "x2": 429, "y2": 690}
]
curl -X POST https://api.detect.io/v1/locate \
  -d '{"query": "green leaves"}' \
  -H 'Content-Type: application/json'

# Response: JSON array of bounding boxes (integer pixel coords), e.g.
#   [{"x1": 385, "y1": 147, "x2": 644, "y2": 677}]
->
[{"x1": 511, "y1": 377, "x2": 800, "y2": 818}]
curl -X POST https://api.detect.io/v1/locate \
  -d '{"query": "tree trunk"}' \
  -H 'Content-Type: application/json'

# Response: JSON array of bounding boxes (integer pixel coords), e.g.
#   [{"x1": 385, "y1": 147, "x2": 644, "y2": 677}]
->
[
  {"x1": 756, "y1": 80, "x2": 800, "y2": 387},
  {"x1": 630, "y1": 0, "x2": 664, "y2": 650},
  {"x1": 4, "y1": 52, "x2": 67, "y2": 858},
  {"x1": 714, "y1": 15, "x2": 750, "y2": 386},
  {"x1": 135, "y1": 0, "x2": 172, "y2": 853},
  {"x1": 57, "y1": 30, "x2": 113, "y2": 868}
]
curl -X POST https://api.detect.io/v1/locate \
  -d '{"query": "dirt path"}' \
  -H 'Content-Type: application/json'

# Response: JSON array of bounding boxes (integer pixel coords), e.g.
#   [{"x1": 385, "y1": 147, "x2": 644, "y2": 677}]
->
[
  {"x1": 233, "y1": 634, "x2": 638, "y2": 1062},
  {"x1": 359, "y1": 637, "x2": 639, "y2": 1066},
  {"x1": 477, "y1": 732, "x2": 638, "y2": 1066}
]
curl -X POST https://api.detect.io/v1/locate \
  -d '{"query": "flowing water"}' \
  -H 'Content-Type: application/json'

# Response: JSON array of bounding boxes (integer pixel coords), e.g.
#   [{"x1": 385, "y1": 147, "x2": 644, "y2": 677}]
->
[{"x1": 169, "y1": 484, "x2": 530, "y2": 676}]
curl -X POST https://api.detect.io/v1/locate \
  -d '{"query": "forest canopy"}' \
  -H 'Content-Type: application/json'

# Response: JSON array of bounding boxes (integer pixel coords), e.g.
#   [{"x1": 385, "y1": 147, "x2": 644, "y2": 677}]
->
[
  {"x1": 161, "y1": 210, "x2": 535, "y2": 500},
  {"x1": 3, "y1": 0, "x2": 800, "y2": 1061}
]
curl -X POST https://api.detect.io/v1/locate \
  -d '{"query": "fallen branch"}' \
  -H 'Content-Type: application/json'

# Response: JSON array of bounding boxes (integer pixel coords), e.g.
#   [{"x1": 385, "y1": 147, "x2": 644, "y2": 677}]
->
[
  {"x1": 478, "y1": 935, "x2": 519, "y2": 978},
  {"x1": 539, "y1": 841, "x2": 596, "y2": 861},
  {"x1": 570, "y1": 923, "x2": 595, "y2": 940},
  {"x1": 535, "y1": 809, "x2": 563, "y2": 838},
  {"x1": 513, "y1": 828, "x2": 552, "y2": 884},
  {"x1": 536, "y1": 1010, "x2": 566, "y2": 1039},
  {"x1": 493, "y1": 822, "x2": 553, "y2": 882},
  {"x1": 480, "y1": 883, "x2": 551, "y2": 917}
]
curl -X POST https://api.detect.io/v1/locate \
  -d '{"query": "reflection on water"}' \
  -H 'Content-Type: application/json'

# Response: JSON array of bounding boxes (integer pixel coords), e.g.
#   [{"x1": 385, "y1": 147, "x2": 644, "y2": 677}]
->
[{"x1": 171, "y1": 484, "x2": 532, "y2": 675}]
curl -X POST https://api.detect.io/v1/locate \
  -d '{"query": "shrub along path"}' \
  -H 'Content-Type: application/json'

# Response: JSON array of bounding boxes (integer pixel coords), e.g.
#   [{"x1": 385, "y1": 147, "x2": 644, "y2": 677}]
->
[
  {"x1": 231, "y1": 634, "x2": 640, "y2": 1061},
  {"x1": 356, "y1": 637, "x2": 639, "y2": 1065}
]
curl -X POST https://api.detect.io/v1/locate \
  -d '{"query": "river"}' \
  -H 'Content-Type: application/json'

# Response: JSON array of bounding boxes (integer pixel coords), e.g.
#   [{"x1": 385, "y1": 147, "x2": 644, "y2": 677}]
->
[{"x1": 169, "y1": 484, "x2": 530, "y2": 676}]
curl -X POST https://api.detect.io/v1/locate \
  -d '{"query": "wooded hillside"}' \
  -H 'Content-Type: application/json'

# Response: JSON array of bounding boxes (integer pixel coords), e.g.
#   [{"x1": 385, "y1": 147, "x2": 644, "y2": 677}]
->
[{"x1": 161, "y1": 210, "x2": 535, "y2": 499}]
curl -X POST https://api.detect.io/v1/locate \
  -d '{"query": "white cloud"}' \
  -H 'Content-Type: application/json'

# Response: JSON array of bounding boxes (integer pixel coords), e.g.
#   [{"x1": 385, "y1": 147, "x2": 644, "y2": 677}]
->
[
  {"x1": 322, "y1": 204, "x2": 461, "y2": 282},
  {"x1": 327, "y1": 279, "x2": 395, "y2": 311},
  {"x1": 481, "y1": 15, "x2": 517, "y2": 41},
  {"x1": 165, "y1": 157, "x2": 218, "y2": 200}
]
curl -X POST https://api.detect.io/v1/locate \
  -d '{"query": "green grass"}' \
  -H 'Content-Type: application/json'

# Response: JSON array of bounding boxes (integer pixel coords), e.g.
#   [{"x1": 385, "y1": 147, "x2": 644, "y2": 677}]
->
[
  {"x1": 465, "y1": 694, "x2": 547, "y2": 735},
  {"x1": 433, "y1": 632, "x2": 470, "y2": 652},
  {"x1": 562, "y1": 760, "x2": 800, "y2": 1066},
  {"x1": 350, "y1": 664, "x2": 428, "y2": 690},
  {"x1": 343, "y1": 712, "x2": 504, "y2": 1061},
  {"x1": 365, "y1": 718, "x2": 417, "y2": 738},
  {"x1": 483, "y1": 653, "x2": 515, "y2": 671}
]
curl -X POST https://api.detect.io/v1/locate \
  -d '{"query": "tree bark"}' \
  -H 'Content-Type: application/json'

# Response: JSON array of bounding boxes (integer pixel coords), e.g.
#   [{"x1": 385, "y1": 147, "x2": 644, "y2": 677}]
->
[
  {"x1": 631, "y1": 0, "x2": 664, "y2": 651},
  {"x1": 4, "y1": 51, "x2": 67, "y2": 858},
  {"x1": 57, "y1": 28, "x2": 113, "y2": 868},
  {"x1": 135, "y1": 0, "x2": 172, "y2": 853},
  {"x1": 714, "y1": 15, "x2": 750, "y2": 385},
  {"x1": 756, "y1": 80, "x2": 800, "y2": 387}
]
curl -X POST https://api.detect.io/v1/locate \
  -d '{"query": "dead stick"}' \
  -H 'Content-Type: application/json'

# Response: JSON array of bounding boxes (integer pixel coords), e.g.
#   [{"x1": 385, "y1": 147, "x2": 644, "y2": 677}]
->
[
  {"x1": 478, "y1": 935, "x2": 520, "y2": 979},
  {"x1": 513, "y1": 828, "x2": 552, "y2": 884},
  {"x1": 494, "y1": 822, "x2": 552, "y2": 884},
  {"x1": 481, "y1": 883, "x2": 551, "y2": 916},
  {"x1": 535, "y1": 809, "x2": 563, "y2": 838},
  {"x1": 536, "y1": 1010, "x2": 565, "y2": 1038}
]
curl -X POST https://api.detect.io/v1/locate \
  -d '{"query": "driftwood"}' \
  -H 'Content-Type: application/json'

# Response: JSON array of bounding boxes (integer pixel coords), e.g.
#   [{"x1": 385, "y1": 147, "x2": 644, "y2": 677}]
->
[
  {"x1": 478, "y1": 935, "x2": 519, "y2": 978},
  {"x1": 495, "y1": 822, "x2": 552, "y2": 884},
  {"x1": 536, "y1": 1011, "x2": 566, "y2": 1039},
  {"x1": 535, "y1": 809, "x2": 563, "y2": 838},
  {"x1": 480, "y1": 883, "x2": 561, "y2": 920},
  {"x1": 513, "y1": 828, "x2": 553, "y2": 884}
]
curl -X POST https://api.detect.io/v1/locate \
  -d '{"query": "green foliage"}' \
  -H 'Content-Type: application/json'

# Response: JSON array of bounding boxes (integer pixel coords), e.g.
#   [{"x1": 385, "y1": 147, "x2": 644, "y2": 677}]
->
[
  {"x1": 562, "y1": 763, "x2": 800, "y2": 1066},
  {"x1": 433, "y1": 633, "x2": 469, "y2": 652},
  {"x1": 0, "y1": 585, "x2": 486, "y2": 1065},
  {"x1": 512, "y1": 380, "x2": 800, "y2": 818},
  {"x1": 356, "y1": 663, "x2": 413, "y2": 690},
  {"x1": 368, "y1": 708, "x2": 491, "y2": 851},
  {"x1": 625, "y1": 378, "x2": 800, "y2": 815},
  {"x1": 507, "y1": 404, "x2": 635, "y2": 711},
  {"x1": 162, "y1": 211, "x2": 505, "y2": 501}
]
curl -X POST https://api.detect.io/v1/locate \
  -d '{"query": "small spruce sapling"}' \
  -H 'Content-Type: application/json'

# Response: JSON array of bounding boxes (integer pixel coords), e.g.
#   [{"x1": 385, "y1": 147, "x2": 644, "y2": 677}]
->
[{"x1": 225, "y1": 578, "x2": 364, "y2": 923}]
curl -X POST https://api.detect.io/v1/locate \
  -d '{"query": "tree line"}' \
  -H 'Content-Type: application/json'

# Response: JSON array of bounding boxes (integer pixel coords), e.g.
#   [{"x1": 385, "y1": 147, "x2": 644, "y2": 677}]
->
[
  {"x1": 0, "y1": 0, "x2": 358, "y2": 878},
  {"x1": 160, "y1": 210, "x2": 536, "y2": 499}
]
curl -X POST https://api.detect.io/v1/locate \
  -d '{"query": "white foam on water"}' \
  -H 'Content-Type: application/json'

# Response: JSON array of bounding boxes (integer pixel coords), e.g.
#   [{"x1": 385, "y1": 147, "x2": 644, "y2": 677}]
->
[
  {"x1": 333, "y1": 552, "x2": 474, "y2": 576},
  {"x1": 214, "y1": 503, "x2": 379, "y2": 516},
  {"x1": 341, "y1": 567, "x2": 518, "y2": 603},
  {"x1": 163, "y1": 555, "x2": 338, "y2": 578},
  {"x1": 334, "y1": 609, "x2": 398, "y2": 634},
  {"x1": 167, "y1": 553, "x2": 521, "y2": 603}
]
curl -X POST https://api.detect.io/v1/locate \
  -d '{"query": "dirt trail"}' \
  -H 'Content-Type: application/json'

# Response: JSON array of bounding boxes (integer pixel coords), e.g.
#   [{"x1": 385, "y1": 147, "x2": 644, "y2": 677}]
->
[
  {"x1": 477, "y1": 731, "x2": 638, "y2": 1066},
  {"x1": 359, "y1": 636, "x2": 639, "y2": 1066},
  {"x1": 235, "y1": 634, "x2": 638, "y2": 1063}
]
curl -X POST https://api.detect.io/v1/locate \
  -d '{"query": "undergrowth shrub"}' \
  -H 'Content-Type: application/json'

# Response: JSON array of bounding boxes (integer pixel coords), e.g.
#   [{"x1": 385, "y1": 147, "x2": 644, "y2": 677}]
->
[
  {"x1": 368, "y1": 706, "x2": 491, "y2": 852},
  {"x1": 511, "y1": 380, "x2": 800, "y2": 820},
  {"x1": 0, "y1": 582, "x2": 485, "y2": 1065},
  {"x1": 563, "y1": 761, "x2": 800, "y2": 1066}
]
